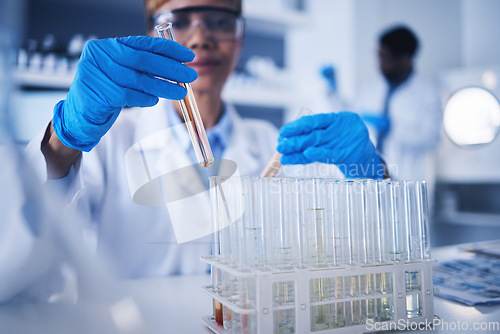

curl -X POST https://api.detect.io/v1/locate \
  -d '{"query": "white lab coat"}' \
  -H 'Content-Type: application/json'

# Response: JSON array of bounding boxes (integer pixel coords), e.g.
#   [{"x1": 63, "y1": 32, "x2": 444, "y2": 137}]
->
[
  {"x1": 25, "y1": 99, "x2": 279, "y2": 278},
  {"x1": 354, "y1": 72, "x2": 443, "y2": 186}
]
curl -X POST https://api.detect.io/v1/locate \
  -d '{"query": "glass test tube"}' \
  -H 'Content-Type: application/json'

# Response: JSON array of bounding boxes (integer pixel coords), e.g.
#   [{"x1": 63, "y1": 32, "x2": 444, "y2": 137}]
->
[
  {"x1": 274, "y1": 281, "x2": 295, "y2": 306},
  {"x1": 263, "y1": 177, "x2": 300, "y2": 270},
  {"x1": 406, "y1": 293, "x2": 422, "y2": 318},
  {"x1": 275, "y1": 308, "x2": 295, "y2": 334},
  {"x1": 266, "y1": 178, "x2": 294, "y2": 269},
  {"x1": 259, "y1": 152, "x2": 282, "y2": 177},
  {"x1": 259, "y1": 107, "x2": 313, "y2": 177},
  {"x1": 391, "y1": 181, "x2": 408, "y2": 261},
  {"x1": 378, "y1": 180, "x2": 395, "y2": 262},
  {"x1": 155, "y1": 23, "x2": 214, "y2": 168},
  {"x1": 322, "y1": 180, "x2": 336, "y2": 267},
  {"x1": 307, "y1": 179, "x2": 332, "y2": 331},
  {"x1": 241, "y1": 177, "x2": 265, "y2": 270},
  {"x1": 304, "y1": 178, "x2": 330, "y2": 268},
  {"x1": 343, "y1": 180, "x2": 357, "y2": 265},
  {"x1": 230, "y1": 178, "x2": 244, "y2": 268},
  {"x1": 364, "y1": 180, "x2": 382, "y2": 264},
  {"x1": 332, "y1": 302, "x2": 346, "y2": 328},
  {"x1": 217, "y1": 183, "x2": 232, "y2": 265},
  {"x1": 282, "y1": 178, "x2": 300, "y2": 269},
  {"x1": 419, "y1": 181, "x2": 431, "y2": 259},
  {"x1": 334, "y1": 180, "x2": 350, "y2": 266},
  {"x1": 348, "y1": 180, "x2": 368, "y2": 264},
  {"x1": 209, "y1": 177, "x2": 223, "y2": 326},
  {"x1": 406, "y1": 181, "x2": 421, "y2": 261}
]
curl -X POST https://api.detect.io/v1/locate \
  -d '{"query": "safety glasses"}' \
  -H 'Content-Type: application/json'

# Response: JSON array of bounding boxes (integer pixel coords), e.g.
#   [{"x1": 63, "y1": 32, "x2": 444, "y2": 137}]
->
[{"x1": 152, "y1": 6, "x2": 244, "y2": 44}]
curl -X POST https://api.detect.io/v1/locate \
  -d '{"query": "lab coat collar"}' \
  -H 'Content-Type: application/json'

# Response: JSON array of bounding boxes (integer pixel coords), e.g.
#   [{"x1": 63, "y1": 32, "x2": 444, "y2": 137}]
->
[
  {"x1": 207, "y1": 107, "x2": 232, "y2": 153},
  {"x1": 166, "y1": 102, "x2": 233, "y2": 157}
]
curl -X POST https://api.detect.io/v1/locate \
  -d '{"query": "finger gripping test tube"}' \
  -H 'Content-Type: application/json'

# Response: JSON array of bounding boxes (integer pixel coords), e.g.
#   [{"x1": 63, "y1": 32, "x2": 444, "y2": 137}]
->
[{"x1": 155, "y1": 23, "x2": 215, "y2": 168}]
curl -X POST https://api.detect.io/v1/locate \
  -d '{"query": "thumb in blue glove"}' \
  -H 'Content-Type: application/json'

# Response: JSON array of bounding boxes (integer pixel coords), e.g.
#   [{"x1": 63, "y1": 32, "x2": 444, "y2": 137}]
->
[
  {"x1": 52, "y1": 36, "x2": 198, "y2": 152},
  {"x1": 360, "y1": 113, "x2": 391, "y2": 135},
  {"x1": 277, "y1": 112, "x2": 386, "y2": 179}
]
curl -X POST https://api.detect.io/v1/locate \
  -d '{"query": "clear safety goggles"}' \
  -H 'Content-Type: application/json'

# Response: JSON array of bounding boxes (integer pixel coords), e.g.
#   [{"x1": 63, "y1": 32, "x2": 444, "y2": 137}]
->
[{"x1": 152, "y1": 6, "x2": 244, "y2": 44}]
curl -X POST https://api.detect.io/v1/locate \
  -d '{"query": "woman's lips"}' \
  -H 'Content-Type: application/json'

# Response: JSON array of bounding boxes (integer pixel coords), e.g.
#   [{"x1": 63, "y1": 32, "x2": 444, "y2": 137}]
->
[{"x1": 188, "y1": 59, "x2": 220, "y2": 74}]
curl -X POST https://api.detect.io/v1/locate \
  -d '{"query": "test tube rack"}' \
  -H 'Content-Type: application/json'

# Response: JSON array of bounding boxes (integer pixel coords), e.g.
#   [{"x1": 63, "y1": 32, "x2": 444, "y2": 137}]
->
[
  {"x1": 204, "y1": 177, "x2": 435, "y2": 333},
  {"x1": 202, "y1": 258, "x2": 434, "y2": 333}
]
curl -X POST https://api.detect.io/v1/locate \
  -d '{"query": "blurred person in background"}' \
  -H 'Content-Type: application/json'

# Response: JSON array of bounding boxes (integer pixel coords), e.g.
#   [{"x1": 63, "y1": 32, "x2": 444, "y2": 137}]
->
[{"x1": 354, "y1": 25, "x2": 442, "y2": 203}]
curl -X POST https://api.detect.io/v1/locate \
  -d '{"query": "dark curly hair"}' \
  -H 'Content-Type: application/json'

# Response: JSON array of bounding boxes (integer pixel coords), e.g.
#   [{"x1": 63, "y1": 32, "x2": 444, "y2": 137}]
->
[{"x1": 379, "y1": 25, "x2": 419, "y2": 58}]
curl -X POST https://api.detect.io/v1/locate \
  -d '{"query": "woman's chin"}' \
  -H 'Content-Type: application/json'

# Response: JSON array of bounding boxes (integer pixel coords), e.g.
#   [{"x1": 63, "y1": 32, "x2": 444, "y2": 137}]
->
[{"x1": 191, "y1": 80, "x2": 224, "y2": 96}]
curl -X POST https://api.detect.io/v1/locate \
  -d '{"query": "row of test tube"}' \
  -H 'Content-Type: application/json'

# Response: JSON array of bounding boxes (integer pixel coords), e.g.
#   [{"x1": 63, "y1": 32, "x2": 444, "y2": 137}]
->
[{"x1": 210, "y1": 177, "x2": 431, "y2": 271}]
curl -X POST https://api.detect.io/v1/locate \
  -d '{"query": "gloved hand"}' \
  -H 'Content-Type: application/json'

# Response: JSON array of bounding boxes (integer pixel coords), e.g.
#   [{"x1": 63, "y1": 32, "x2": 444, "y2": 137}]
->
[
  {"x1": 277, "y1": 112, "x2": 385, "y2": 179},
  {"x1": 320, "y1": 65, "x2": 337, "y2": 93},
  {"x1": 361, "y1": 113, "x2": 391, "y2": 135},
  {"x1": 52, "y1": 36, "x2": 198, "y2": 151}
]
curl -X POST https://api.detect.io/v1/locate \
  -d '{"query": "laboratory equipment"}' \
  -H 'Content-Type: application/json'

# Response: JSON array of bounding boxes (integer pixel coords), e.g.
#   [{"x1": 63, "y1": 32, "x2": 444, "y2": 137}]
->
[
  {"x1": 155, "y1": 23, "x2": 214, "y2": 168},
  {"x1": 260, "y1": 107, "x2": 312, "y2": 177},
  {"x1": 203, "y1": 177, "x2": 434, "y2": 333},
  {"x1": 260, "y1": 152, "x2": 282, "y2": 177},
  {"x1": 443, "y1": 86, "x2": 500, "y2": 147}
]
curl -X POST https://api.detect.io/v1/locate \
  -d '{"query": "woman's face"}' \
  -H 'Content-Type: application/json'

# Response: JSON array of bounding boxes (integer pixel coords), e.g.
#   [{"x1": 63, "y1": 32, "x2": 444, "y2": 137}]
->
[{"x1": 150, "y1": 0, "x2": 242, "y2": 96}]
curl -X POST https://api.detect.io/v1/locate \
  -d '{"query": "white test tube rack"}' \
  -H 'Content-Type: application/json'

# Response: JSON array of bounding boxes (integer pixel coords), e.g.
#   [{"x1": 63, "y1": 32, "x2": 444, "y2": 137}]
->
[
  {"x1": 203, "y1": 177, "x2": 435, "y2": 333},
  {"x1": 202, "y1": 259, "x2": 434, "y2": 333}
]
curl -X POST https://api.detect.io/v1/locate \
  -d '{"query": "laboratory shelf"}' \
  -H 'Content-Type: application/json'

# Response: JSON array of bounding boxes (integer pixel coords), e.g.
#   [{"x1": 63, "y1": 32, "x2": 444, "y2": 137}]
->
[
  {"x1": 243, "y1": 2, "x2": 308, "y2": 35},
  {"x1": 14, "y1": 69, "x2": 298, "y2": 110},
  {"x1": 13, "y1": 70, "x2": 297, "y2": 110},
  {"x1": 222, "y1": 84, "x2": 299, "y2": 108},
  {"x1": 14, "y1": 70, "x2": 74, "y2": 90}
]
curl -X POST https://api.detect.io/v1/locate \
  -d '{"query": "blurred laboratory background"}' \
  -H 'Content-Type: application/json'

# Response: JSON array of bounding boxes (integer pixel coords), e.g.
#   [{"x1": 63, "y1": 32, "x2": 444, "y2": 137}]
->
[{"x1": 10, "y1": 0, "x2": 500, "y2": 247}]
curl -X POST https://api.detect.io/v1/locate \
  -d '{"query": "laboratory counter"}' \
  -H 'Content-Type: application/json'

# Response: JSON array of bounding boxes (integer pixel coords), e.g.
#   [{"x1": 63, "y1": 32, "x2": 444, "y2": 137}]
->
[{"x1": 1, "y1": 244, "x2": 499, "y2": 334}]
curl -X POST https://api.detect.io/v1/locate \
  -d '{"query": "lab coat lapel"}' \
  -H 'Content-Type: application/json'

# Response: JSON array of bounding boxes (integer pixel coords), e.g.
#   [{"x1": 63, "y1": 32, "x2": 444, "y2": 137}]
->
[
  {"x1": 152, "y1": 104, "x2": 206, "y2": 196},
  {"x1": 126, "y1": 100, "x2": 212, "y2": 242},
  {"x1": 223, "y1": 105, "x2": 261, "y2": 176},
  {"x1": 126, "y1": 99, "x2": 206, "y2": 205},
  {"x1": 131, "y1": 99, "x2": 195, "y2": 171}
]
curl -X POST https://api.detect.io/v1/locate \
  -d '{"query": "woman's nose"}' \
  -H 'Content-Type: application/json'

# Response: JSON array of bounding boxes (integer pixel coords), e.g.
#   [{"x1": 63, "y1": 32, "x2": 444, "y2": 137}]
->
[{"x1": 184, "y1": 23, "x2": 216, "y2": 49}]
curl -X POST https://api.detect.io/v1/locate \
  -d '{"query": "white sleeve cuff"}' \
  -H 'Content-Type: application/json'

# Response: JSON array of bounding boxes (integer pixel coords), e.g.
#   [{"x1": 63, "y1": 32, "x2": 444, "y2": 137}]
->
[{"x1": 24, "y1": 125, "x2": 84, "y2": 208}]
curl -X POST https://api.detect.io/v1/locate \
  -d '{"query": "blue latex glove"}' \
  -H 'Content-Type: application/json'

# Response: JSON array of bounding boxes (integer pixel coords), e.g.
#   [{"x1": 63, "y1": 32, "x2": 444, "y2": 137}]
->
[
  {"x1": 52, "y1": 36, "x2": 198, "y2": 151},
  {"x1": 361, "y1": 113, "x2": 391, "y2": 135},
  {"x1": 277, "y1": 112, "x2": 385, "y2": 179}
]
